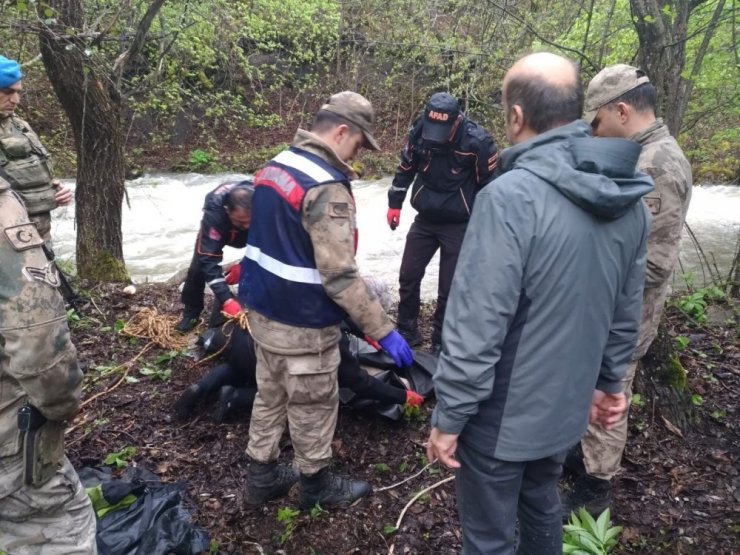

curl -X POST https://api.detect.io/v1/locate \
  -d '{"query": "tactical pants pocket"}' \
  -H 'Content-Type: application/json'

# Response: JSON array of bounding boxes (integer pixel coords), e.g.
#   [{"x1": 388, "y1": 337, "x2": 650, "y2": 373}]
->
[
  {"x1": 0, "y1": 456, "x2": 76, "y2": 521},
  {"x1": 285, "y1": 346, "x2": 339, "y2": 405}
]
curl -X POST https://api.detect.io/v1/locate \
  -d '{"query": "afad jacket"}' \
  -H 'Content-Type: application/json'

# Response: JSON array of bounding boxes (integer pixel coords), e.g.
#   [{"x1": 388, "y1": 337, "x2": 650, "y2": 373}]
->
[{"x1": 388, "y1": 116, "x2": 498, "y2": 224}]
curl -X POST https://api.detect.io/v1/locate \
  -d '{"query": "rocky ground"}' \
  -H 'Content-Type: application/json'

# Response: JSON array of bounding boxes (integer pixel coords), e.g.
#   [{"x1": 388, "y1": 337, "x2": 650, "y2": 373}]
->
[{"x1": 65, "y1": 283, "x2": 738, "y2": 554}]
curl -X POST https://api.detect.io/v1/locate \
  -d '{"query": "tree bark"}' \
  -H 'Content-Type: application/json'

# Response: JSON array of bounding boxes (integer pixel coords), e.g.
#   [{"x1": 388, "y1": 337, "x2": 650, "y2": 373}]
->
[
  {"x1": 629, "y1": 0, "x2": 692, "y2": 135},
  {"x1": 38, "y1": 0, "x2": 166, "y2": 282},
  {"x1": 635, "y1": 320, "x2": 694, "y2": 433},
  {"x1": 629, "y1": 0, "x2": 726, "y2": 135}
]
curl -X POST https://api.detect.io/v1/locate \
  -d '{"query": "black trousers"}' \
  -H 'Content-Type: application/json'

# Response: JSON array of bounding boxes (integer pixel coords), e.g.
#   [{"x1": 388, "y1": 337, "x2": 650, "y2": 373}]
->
[
  {"x1": 196, "y1": 327, "x2": 405, "y2": 407},
  {"x1": 397, "y1": 217, "x2": 467, "y2": 344},
  {"x1": 455, "y1": 442, "x2": 565, "y2": 555},
  {"x1": 181, "y1": 251, "x2": 225, "y2": 327}
]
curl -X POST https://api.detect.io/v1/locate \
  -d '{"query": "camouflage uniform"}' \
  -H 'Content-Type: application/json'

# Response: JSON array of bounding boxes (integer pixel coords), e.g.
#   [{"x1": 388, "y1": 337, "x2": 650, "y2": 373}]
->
[
  {"x1": 246, "y1": 129, "x2": 394, "y2": 474},
  {"x1": 582, "y1": 119, "x2": 692, "y2": 479},
  {"x1": 0, "y1": 115, "x2": 57, "y2": 245},
  {"x1": 0, "y1": 177, "x2": 96, "y2": 553}
]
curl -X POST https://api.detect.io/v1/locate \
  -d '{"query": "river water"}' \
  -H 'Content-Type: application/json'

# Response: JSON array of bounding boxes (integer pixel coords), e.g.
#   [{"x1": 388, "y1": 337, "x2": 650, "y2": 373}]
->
[{"x1": 51, "y1": 175, "x2": 739, "y2": 298}]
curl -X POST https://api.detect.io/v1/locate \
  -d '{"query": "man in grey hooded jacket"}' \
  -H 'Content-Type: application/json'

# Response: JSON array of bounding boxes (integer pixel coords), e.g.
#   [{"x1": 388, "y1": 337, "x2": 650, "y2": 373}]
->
[{"x1": 426, "y1": 53, "x2": 653, "y2": 554}]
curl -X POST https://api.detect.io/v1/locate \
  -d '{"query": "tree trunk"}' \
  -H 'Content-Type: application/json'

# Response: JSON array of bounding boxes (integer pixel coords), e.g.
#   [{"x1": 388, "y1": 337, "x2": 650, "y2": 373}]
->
[
  {"x1": 635, "y1": 320, "x2": 693, "y2": 433},
  {"x1": 629, "y1": 0, "x2": 726, "y2": 136},
  {"x1": 629, "y1": 0, "x2": 692, "y2": 135},
  {"x1": 730, "y1": 229, "x2": 740, "y2": 299},
  {"x1": 39, "y1": 0, "x2": 128, "y2": 281}
]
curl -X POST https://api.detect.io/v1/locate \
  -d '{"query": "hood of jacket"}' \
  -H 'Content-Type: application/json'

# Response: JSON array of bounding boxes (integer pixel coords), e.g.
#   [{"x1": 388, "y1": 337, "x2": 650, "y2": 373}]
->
[{"x1": 499, "y1": 120, "x2": 654, "y2": 219}]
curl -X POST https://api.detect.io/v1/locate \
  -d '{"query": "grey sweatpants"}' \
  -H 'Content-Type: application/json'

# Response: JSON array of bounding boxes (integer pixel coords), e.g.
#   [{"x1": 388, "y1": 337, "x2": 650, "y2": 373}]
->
[{"x1": 456, "y1": 441, "x2": 565, "y2": 555}]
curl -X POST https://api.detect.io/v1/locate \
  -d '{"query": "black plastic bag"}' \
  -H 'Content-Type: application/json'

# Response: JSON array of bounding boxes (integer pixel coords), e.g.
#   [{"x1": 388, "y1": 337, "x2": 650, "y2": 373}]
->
[{"x1": 78, "y1": 466, "x2": 210, "y2": 555}]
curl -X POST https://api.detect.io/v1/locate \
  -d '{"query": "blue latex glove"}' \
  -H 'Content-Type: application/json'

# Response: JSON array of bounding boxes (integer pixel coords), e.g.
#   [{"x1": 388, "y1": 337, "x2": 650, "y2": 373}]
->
[{"x1": 378, "y1": 330, "x2": 414, "y2": 368}]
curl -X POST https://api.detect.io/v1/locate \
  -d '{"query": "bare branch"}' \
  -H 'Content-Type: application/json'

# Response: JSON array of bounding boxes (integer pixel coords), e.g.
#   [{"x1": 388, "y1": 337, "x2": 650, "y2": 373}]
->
[
  {"x1": 483, "y1": 0, "x2": 600, "y2": 72},
  {"x1": 680, "y1": 0, "x2": 728, "y2": 106},
  {"x1": 111, "y1": 0, "x2": 167, "y2": 83}
]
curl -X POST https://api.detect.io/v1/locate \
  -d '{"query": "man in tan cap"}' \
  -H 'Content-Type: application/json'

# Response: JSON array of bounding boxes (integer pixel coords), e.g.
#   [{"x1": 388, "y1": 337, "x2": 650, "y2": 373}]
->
[
  {"x1": 239, "y1": 91, "x2": 413, "y2": 510},
  {"x1": 563, "y1": 64, "x2": 692, "y2": 515}
]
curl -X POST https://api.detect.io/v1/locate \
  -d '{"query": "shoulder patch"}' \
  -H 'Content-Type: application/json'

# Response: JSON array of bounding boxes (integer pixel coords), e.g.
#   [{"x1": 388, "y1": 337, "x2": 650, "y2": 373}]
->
[
  {"x1": 643, "y1": 194, "x2": 661, "y2": 215},
  {"x1": 329, "y1": 202, "x2": 349, "y2": 218},
  {"x1": 4, "y1": 223, "x2": 45, "y2": 251},
  {"x1": 208, "y1": 226, "x2": 223, "y2": 241}
]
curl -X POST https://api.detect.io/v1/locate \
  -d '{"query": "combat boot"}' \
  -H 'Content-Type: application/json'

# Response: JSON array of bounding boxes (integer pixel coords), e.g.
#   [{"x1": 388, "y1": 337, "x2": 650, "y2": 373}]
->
[
  {"x1": 246, "y1": 460, "x2": 299, "y2": 507},
  {"x1": 561, "y1": 473, "x2": 612, "y2": 519},
  {"x1": 172, "y1": 384, "x2": 204, "y2": 420},
  {"x1": 175, "y1": 313, "x2": 200, "y2": 333},
  {"x1": 562, "y1": 442, "x2": 586, "y2": 477},
  {"x1": 397, "y1": 325, "x2": 423, "y2": 347},
  {"x1": 298, "y1": 467, "x2": 371, "y2": 510}
]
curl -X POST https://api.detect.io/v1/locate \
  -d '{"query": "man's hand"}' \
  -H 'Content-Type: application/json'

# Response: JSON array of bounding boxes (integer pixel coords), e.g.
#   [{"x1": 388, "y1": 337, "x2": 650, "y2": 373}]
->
[
  {"x1": 427, "y1": 427, "x2": 460, "y2": 469},
  {"x1": 378, "y1": 330, "x2": 414, "y2": 368},
  {"x1": 225, "y1": 263, "x2": 241, "y2": 285},
  {"x1": 52, "y1": 180, "x2": 72, "y2": 207},
  {"x1": 387, "y1": 208, "x2": 401, "y2": 230},
  {"x1": 221, "y1": 298, "x2": 242, "y2": 317},
  {"x1": 590, "y1": 390, "x2": 627, "y2": 430}
]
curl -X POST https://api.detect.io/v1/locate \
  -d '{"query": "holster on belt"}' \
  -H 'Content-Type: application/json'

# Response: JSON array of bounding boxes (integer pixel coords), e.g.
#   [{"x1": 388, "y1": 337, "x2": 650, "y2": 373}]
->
[{"x1": 18, "y1": 404, "x2": 64, "y2": 487}]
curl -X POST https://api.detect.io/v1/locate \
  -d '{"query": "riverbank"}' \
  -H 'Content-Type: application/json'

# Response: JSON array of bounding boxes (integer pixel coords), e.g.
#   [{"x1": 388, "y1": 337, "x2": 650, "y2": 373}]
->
[{"x1": 64, "y1": 282, "x2": 738, "y2": 554}]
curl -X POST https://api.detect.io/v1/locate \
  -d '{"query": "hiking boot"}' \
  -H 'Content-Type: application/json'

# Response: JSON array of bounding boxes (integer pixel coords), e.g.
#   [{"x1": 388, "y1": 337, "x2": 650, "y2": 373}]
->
[
  {"x1": 172, "y1": 384, "x2": 204, "y2": 420},
  {"x1": 175, "y1": 314, "x2": 199, "y2": 333},
  {"x1": 398, "y1": 326, "x2": 423, "y2": 347},
  {"x1": 562, "y1": 443, "x2": 586, "y2": 477},
  {"x1": 298, "y1": 467, "x2": 371, "y2": 510},
  {"x1": 214, "y1": 385, "x2": 237, "y2": 423},
  {"x1": 246, "y1": 460, "x2": 299, "y2": 507},
  {"x1": 561, "y1": 474, "x2": 612, "y2": 519}
]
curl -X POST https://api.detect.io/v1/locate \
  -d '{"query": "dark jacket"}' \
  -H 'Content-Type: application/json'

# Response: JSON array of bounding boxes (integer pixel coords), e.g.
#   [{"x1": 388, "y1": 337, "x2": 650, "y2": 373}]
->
[
  {"x1": 388, "y1": 116, "x2": 498, "y2": 223},
  {"x1": 195, "y1": 181, "x2": 251, "y2": 304},
  {"x1": 432, "y1": 121, "x2": 653, "y2": 461}
]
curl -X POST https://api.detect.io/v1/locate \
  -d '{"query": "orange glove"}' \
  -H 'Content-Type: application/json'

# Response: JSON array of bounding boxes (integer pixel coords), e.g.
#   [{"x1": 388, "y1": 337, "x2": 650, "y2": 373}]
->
[
  {"x1": 387, "y1": 208, "x2": 401, "y2": 230},
  {"x1": 222, "y1": 298, "x2": 242, "y2": 317},
  {"x1": 225, "y1": 264, "x2": 241, "y2": 285},
  {"x1": 364, "y1": 334, "x2": 382, "y2": 351},
  {"x1": 405, "y1": 390, "x2": 424, "y2": 408}
]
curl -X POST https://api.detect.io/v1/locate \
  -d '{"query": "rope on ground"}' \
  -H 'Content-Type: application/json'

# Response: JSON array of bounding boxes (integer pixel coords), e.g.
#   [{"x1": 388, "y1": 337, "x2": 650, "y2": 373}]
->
[
  {"x1": 121, "y1": 307, "x2": 190, "y2": 350},
  {"x1": 387, "y1": 475, "x2": 455, "y2": 555}
]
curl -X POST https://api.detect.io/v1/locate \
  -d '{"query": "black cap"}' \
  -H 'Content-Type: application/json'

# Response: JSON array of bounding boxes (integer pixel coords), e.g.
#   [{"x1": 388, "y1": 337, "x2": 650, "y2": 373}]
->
[{"x1": 421, "y1": 92, "x2": 461, "y2": 143}]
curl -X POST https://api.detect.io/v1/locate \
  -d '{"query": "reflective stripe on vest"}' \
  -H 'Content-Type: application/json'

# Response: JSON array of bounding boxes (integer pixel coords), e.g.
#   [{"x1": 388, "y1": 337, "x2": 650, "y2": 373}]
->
[{"x1": 241, "y1": 147, "x2": 351, "y2": 328}]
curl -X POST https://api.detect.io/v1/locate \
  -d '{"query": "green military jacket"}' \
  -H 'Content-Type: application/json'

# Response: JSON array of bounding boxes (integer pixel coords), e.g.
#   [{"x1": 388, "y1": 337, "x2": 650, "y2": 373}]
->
[
  {"x1": 0, "y1": 177, "x2": 81, "y2": 496},
  {"x1": 632, "y1": 119, "x2": 693, "y2": 359},
  {"x1": 0, "y1": 115, "x2": 56, "y2": 215}
]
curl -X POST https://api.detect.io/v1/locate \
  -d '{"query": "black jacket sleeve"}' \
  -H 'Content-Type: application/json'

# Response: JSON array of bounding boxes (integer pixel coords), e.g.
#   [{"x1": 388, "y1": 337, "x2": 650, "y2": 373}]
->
[
  {"x1": 337, "y1": 336, "x2": 406, "y2": 405},
  {"x1": 195, "y1": 209, "x2": 233, "y2": 304},
  {"x1": 388, "y1": 117, "x2": 423, "y2": 209},
  {"x1": 462, "y1": 121, "x2": 499, "y2": 188}
]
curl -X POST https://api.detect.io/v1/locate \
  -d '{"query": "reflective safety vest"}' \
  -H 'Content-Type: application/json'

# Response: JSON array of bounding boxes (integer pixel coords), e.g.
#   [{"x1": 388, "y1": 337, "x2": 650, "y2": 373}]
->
[
  {"x1": 0, "y1": 116, "x2": 55, "y2": 215},
  {"x1": 241, "y1": 147, "x2": 352, "y2": 328}
]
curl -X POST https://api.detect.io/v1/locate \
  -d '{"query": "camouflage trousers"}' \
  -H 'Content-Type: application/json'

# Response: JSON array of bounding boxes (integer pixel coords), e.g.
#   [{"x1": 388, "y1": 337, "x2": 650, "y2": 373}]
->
[
  {"x1": 581, "y1": 360, "x2": 639, "y2": 480},
  {"x1": 0, "y1": 456, "x2": 97, "y2": 554},
  {"x1": 28, "y1": 212, "x2": 52, "y2": 248},
  {"x1": 246, "y1": 342, "x2": 340, "y2": 475}
]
